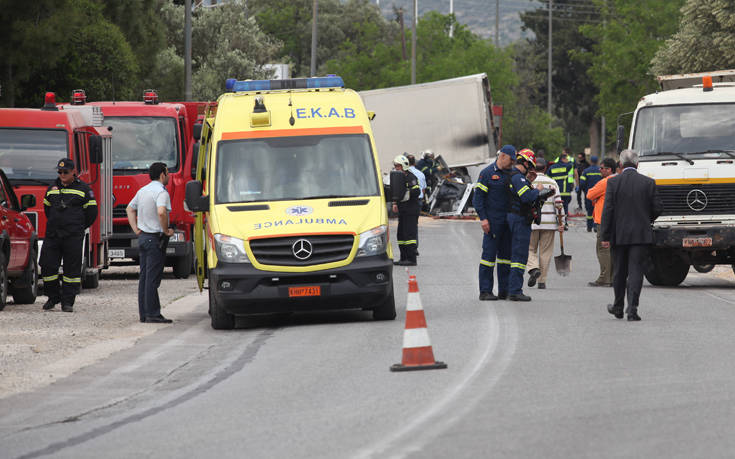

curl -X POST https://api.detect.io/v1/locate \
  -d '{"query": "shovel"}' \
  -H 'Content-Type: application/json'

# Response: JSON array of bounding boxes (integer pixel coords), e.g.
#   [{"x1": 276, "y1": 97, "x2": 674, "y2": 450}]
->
[{"x1": 554, "y1": 208, "x2": 572, "y2": 276}]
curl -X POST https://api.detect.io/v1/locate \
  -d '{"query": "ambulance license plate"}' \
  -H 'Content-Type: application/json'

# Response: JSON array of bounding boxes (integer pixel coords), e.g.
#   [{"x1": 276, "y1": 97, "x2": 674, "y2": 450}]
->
[
  {"x1": 109, "y1": 249, "x2": 125, "y2": 259},
  {"x1": 683, "y1": 237, "x2": 712, "y2": 248},
  {"x1": 289, "y1": 286, "x2": 321, "y2": 297}
]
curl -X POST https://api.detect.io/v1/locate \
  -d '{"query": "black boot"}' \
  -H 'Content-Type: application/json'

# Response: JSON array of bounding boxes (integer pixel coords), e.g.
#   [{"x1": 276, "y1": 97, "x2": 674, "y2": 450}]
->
[
  {"x1": 509, "y1": 293, "x2": 532, "y2": 301},
  {"x1": 42, "y1": 299, "x2": 57, "y2": 310}
]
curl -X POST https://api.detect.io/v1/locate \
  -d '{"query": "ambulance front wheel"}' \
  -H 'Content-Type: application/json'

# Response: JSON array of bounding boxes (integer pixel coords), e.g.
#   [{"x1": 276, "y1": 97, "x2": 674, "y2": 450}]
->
[
  {"x1": 372, "y1": 286, "x2": 396, "y2": 321},
  {"x1": 209, "y1": 284, "x2": 235, "y2": 330}
]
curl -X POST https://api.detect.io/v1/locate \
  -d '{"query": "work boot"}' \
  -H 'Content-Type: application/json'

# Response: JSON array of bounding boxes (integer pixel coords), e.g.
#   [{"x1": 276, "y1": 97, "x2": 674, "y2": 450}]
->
[
  {"x1": 527, "y1": 268, "x2": 541, "y2": 287},
  {"x1": 42, "y1": 299, "x2": 57, "y2": 310},
  {"x1": 537, "y1": 283, "x2": 546, "y2": 289},
  {"x1": 509, "y1": 293, "x2": 532, "y2": 302},
  {"x1": 497, "y1": 292, "x2": 508, "y2": 300},
  {"x1": 607, "y1": 303, "x2": 623, "y2": 319},
  {"x1": 627, "y1": 310, "x2": 641, "y2": 321},
  {"x1": 395, "y1": 260, "x2": 417, "y2": 266},
  {"x1": 61, "y1": 303, "x2": 73, "y2": 313},
  {"x1": 479, "y1": 292, "x2": 498, "y2": 301}
]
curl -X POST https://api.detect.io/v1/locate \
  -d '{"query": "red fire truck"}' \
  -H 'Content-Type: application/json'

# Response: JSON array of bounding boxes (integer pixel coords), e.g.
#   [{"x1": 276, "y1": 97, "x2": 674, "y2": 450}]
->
[
  {"x1": 0, "y1": 91, "x2": 113, "y2": 288},
  {"x1": 70, "y1": 90, "x2": 205, "y2": 278}
]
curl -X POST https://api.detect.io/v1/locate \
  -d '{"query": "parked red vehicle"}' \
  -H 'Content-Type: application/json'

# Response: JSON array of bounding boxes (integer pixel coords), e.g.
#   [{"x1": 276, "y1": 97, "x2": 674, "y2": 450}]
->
[
  {"x1": 0, "y1": 169, "x2": 39, "y2": 309},
  {"x1": 71, "y1": 90, "x2": 206, "y2": 278},
  {"x1": 0, "y1": 91, "x2": 113, "y2": 289}
]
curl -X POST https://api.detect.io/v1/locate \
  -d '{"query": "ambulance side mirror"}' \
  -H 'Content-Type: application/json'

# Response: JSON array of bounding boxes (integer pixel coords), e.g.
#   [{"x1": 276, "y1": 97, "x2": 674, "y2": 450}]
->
[
  {"x1": 185, "y1": 180, "x2": 209, "y2": 212},
  {"x1": 89, "y1": 135, "x2": 103, "y2": 164}
]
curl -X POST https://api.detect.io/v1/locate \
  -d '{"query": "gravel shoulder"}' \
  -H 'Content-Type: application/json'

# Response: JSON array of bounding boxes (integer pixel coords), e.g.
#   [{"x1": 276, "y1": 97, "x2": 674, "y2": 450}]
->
[{"x1": 0, "y1": 264, "x2": 201, "y2": 400}]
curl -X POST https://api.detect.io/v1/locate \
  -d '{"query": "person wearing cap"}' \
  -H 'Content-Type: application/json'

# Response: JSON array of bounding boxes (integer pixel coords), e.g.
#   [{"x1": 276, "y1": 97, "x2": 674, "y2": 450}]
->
[
  {"x1": 391, "y1": 155, "x2": 421, "y2": 266},
  {"x1": 472, "y1": 145, "x2": 515, "y2": 300},
  {"x1": 41, "y1": 158, "x2": 98, "y2": 312},
  {"x1": 126, "y1": 162, "x2": 175, "y2": 323},
  {"x1": 506, "y1": 149, "x2": 554, "y2": 301},
  {"x1": 526, "y1": 158, "x2": 564, "y2": 290},
  {"x1": 579, "y1": 155, "x2": 603, "y2": 232}
]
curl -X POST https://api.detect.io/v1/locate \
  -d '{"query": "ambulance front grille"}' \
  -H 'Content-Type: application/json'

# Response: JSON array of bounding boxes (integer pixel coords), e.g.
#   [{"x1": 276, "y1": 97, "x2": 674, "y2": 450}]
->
[{"x1": 249, "y1": 234, "x2": 354, "y2": 266}]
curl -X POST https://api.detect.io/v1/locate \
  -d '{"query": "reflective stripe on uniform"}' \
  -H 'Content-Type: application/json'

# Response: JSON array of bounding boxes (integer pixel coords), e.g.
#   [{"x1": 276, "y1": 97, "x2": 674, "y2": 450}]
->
[
  {"x1": 398, "y1": 239, "x2": 417, "y2": 245},
  {"x1": 83, "y1": 200, "x2": 97, "y2": 208},
  {"x1": 517, "y1": 185, "x2": 529, "y2": 196},
  {"x1": 62, "y1": 276, "x2": 81, "y2": 283},
  {"x1": 510, "y1": 262, "x2": 526, "y2": 270},
  {"x1": 43, "y1": 274, "x2": 58, "y2": 282},
  {"x1": 480, "y1": 259, "x2": 495, "y2": 267},
  {"x1": 496, "y1": 258, "x2": 511, "y2": 265},
  {"x1": 61, "y1": 189, "x2": 86, "y2": 197},
  {"x1": 43, "y1": 199, "x2": 50, "y2": 206},
  {"x1": 46, "y1": 190, "x2": 60, "y2": 196},
  {"x1": 474, "y1": 183, "x2": 488, "y2": 192},
  {"x1": 412, "y1": 185, "x2": 420, "y2": 190}
]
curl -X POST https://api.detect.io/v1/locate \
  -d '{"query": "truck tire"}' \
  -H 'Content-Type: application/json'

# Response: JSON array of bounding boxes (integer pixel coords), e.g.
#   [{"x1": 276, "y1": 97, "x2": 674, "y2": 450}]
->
[
  {"x1": 645, "y1": 251, "x2": 689, "y2": 286},
  {"x1": 693, "y1": 264, "x2": 715, "y2": 273},
  {"x1": 209, "y1": 283, "x2": 235, "y2": 330},
  {"x1": 372, "y1": 286, "x2": 396, "y2": 321},
  {"x1": 173, "y1": 248, "x2": 193, "y2": 279},
  {"x1": 0, "y1": 252, "x2": 8, "y2": 311},
  {"x1": 11, "y1": 246, "x2": 38, "y2": 304}
]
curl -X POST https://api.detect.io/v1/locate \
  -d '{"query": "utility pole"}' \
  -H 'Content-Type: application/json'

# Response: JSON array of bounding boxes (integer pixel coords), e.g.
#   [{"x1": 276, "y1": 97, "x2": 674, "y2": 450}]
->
[
  {"x1": 399, "y1": 8, "x2": 407, "y2": 60},
  {"x1": 547, "y1": 0, "x2": 552, "y2": 123},
  {"x1": 495, "y1": 0, "x2": 499, "y2": 47},
  {"x1": 310, "y1": 0, "x2": 318, "y2": 77},
  {"x1": 184, "y1": 0, "x2": 192, "y2": 100},
  {"x1": 449, "y1": 0, "x2": 454, "y2": 38},
  {"x1": 411, "y1": 0, "x2": 417, "y2": 84}
]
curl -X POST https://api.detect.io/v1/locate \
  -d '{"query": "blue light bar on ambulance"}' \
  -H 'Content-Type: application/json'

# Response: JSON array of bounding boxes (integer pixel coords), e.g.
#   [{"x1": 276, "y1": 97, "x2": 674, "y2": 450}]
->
[{"x1": 225, "y1": 76, "x2": 345, "y2": 92}]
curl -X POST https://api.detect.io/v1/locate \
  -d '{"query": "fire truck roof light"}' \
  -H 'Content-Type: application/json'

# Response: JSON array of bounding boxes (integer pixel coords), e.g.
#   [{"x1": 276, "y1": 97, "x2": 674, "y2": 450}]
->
[
  {"x1": 226, "y1": 76, "x2": 345, "y2": 92},
  {"x1": 71, "y1": 89, "x2": 86, "y2": 105},
  {"x1": 143, "y1": 89, "x2": 159, "y2": 104},
  {"x1": 42, "y1": 92, "x2": 58, "y2": 111},
  {"x1": 703, "y1": 76, "x2": 713, "y2": 92}
]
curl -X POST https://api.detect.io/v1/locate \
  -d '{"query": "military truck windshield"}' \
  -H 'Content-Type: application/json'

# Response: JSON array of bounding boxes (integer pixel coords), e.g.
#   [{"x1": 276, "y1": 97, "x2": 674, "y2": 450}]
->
[
  {"x1": 0, "y1": 128, "x2": 67, "y2": 183},
  {"x1": 633, "y1": 104, "x2": 735, "y2": 157},
  {"x1": 215, "y1": 134, "x2": 380, "y2": 203},
  {"x1": 106, "y1": 117, "x2": 179, "y2": 172}
]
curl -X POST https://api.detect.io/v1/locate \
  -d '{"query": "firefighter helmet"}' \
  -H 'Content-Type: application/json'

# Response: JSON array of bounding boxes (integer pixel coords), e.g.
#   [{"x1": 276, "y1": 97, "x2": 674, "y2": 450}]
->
[
  {"x1": 393, "y1": 155, "x2": 410, "y2": 170},
  {"x1": 516, "y1": 149, "x2": 536, "y2": 168}
]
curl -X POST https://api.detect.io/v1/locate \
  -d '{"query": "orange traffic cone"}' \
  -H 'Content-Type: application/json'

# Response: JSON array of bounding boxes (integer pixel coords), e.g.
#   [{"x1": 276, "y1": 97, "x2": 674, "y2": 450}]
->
[{"x1": 390, "y1": 275, "x2": 447, "y2": 372}]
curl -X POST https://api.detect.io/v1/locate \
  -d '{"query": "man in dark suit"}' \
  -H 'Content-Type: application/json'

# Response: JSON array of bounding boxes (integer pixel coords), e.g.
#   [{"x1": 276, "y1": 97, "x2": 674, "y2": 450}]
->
[{"x1": 600, "y1": 149, "x2": 663, "y2": 321}]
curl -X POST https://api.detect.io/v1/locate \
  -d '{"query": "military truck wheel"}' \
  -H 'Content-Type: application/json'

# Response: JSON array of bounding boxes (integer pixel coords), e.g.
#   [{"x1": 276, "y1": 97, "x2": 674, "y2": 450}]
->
[
  {"x1": 645, "y1": 251, "x2": 689, "y2": 286},
  {"x1": 209, "y1": 284, "x2": 235, "y2": 329},
  {"x1": 372, "y1": 286, "x2": 396, "y2": 321},
  {"x1": 693, "y1": 264, "x2": 715, "y2": 273},
  {"x1": 11, "y1": 246, "x2": 38, "y2": 304},
  {"x1": 173, "y1": 249, "x2": 193, "y2": 279}
]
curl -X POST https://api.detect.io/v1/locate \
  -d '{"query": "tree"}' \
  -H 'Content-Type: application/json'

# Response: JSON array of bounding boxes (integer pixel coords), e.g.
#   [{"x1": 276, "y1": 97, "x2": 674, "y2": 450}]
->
[
  {"x1": 581, "y1": 0, "x2": 684, "y2": 143},
  {"x1": 651, "y1": 0, "x2": 735, "y2": 74}
]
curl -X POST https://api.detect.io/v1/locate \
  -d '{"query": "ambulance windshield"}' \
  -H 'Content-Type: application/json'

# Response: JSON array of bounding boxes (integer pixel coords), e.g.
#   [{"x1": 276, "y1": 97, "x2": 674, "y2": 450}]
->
[
  {"x1": 106, "y1": 117, "x2": 179, "y2": 172},
  {"x1": 215, "y1": 134, "x2": 380, "y2": 203},
  {"x1": 0, "y1": 128, "x2": 67, "y2": 183},
  {"x1": 633, "y1": 104, "x2": 735, "y2": 157}
]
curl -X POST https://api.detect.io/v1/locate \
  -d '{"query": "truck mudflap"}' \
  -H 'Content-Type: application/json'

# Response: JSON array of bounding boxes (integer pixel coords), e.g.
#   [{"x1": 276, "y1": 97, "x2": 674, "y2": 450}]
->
[
  {"x1": 209, "y1": 255, "x2": 393, "y2": 315},
  {"x1": 653, "y1": 225, "x2": 735, "y2": 249}
]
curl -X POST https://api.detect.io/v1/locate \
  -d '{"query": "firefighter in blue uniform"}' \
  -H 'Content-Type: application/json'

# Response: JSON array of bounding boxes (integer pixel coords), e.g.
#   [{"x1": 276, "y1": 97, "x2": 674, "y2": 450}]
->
[
  {"x1": 41, "y1": 159, "x2": 98, "y2": 312},
  {"x1": 473, "y1": 145, "x2": 516, "y2": 300},
  {"x1": 392, "y1": 155, "x2": 421, "y2": 266},
  {"x1": 506, "y1": 149, "x2": 554, "y2": 301},
  {"x1": 548, "y1": 151, "x2": 574, "y2": 229},
  {"x1": 579, "y1": 155, "x2": 602, "y2": 232}
]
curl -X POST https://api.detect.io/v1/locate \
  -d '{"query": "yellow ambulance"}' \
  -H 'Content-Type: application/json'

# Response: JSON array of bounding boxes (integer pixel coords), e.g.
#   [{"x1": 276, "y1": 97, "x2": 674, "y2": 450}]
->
[{"x1": 185, "y1": 76, "x2": 395, "y2": 329}]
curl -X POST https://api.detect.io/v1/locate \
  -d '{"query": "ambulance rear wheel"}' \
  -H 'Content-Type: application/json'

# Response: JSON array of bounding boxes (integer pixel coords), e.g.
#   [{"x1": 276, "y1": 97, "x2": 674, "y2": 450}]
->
[
  {"x1": 372, "y1": 287, "x2": 396, "y2": 321},
  {"x1": 209, "y1": 284, "x2": 235, "y2": 330}
]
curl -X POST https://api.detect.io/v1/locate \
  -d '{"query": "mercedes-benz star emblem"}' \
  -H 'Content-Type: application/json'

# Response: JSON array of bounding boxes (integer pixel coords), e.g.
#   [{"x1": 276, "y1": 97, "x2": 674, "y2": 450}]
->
[
  {"x1": 686, "y1": 189, "x2": 708, "y2": 211},
  {"x1": 292, "y1": 239, "x2": 313, "y2": 260}
]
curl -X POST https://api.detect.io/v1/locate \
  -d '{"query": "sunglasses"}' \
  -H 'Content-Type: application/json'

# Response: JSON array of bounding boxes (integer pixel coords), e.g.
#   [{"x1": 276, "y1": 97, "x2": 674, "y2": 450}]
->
[{"x1": 58, "y1": 169, "x2": 72, "y2": 175}]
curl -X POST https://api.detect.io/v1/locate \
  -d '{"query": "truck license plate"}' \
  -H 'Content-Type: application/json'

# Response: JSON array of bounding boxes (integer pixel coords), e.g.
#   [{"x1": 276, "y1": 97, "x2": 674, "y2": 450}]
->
[
  {"x1": 289, "y1": 286, "x2": 321, "y2": 297},
  {"x1": 109, "y1": 249, "x2": 125, "y2": 259},
  {"x1": 683, "y1": 237, "x2": 712, "y2": 248}
]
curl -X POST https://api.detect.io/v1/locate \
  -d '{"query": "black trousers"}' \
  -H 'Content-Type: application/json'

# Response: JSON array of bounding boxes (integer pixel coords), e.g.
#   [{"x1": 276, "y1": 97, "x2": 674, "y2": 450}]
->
[
  {"x1": 396, "y1": 212, "x2": 419, "y2": 263},
  {"x1": 611, "y1": 244, "x2": 649, "y2": 313},
  {"x1": 40, "y1": 235, "x2": 84, "y2": 305}
]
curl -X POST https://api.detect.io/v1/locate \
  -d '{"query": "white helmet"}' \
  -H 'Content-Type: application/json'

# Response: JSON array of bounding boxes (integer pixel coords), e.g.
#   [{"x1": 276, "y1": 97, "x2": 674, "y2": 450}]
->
[
  {"x1": 423, "y1": 149, "x2": 434, "y2": 159},
  {"x1": 393, "y1": 155, "x2": 409, "y2": 170}
]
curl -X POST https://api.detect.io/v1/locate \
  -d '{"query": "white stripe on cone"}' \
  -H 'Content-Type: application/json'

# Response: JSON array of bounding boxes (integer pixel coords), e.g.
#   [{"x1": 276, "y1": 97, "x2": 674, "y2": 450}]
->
[
  {"x1": 402, "y1": 328, "x2": 431, "y2": 348},
  {"x1": 406, "y1": 291, "x2": 422, "y2": 311}
]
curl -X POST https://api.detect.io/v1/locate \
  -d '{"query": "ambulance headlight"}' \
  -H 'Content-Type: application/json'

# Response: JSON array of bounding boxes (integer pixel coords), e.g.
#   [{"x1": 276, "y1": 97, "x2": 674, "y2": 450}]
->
[
  {"x1": 357, "y1": 225, "x2": 387, "y2": 257},
  {"x1": 214, "y1": 234, "x2": 251, "y2": 263}
]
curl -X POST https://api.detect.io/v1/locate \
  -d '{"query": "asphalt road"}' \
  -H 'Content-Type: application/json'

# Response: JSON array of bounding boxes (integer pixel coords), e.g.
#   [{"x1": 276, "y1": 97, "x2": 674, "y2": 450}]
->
[{"x1": 3, "y1": 217, "x2": 735, "y2": 458}]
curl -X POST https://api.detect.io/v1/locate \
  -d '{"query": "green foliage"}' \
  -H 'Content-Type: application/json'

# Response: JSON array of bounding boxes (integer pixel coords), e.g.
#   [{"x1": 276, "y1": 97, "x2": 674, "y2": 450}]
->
[
  {"x1": 581, "y1": 0, "x2": 684, "y2": 134},
  {"x1": 651, "y1": 0, "x2": 735, "y2": 74}
]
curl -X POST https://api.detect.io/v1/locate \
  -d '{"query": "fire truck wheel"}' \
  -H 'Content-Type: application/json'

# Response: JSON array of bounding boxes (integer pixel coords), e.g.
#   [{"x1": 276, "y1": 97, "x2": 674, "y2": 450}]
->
[
  {"x1": 0, "y1": 252, "x2": 8, "y2": 311},
  {"x1": 372, "y1": 285, "x2": 396, "y2": 321},
  {"x1": 11, "y1": 246, "x2": 38, "y2": 304},
  {"x1": 173, "y1": 250, "x2": 193, "y2": 279},
  {"x1": 209, "y1": 284, "x2": 235, "y2": 330}
]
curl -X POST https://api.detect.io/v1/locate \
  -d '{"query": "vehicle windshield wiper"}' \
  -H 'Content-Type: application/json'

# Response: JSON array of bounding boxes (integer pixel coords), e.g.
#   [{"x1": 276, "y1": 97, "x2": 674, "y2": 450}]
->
[
  {"x1": 655, "y1": 152, "x2": 694, "y2": 165},
  {"x1": 9, "y1": 178, "x2": 52, "y2": 186},
  {"x1": 689, "y1": 149, "x2": 735, "y2": 159}
]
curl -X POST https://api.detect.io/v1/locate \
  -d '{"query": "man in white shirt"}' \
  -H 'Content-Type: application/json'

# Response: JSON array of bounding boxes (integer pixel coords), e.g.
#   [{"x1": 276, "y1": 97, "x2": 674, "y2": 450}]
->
[
  {"x1": 126, "y1": 162, "x2": 174, "y2": 323},
  {"x1": 526, "y1": 158, "x2": 564, "y2": 289}
]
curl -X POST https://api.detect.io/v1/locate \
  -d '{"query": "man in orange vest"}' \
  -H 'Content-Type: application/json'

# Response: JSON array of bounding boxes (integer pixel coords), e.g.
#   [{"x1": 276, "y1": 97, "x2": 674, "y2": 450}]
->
[{"x1": 586, "y1": 157, "x2": 618, "y2": 287}]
